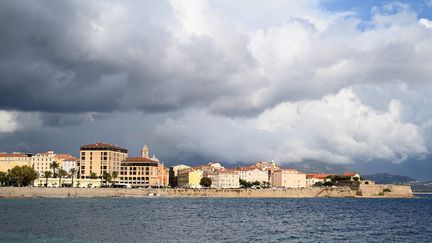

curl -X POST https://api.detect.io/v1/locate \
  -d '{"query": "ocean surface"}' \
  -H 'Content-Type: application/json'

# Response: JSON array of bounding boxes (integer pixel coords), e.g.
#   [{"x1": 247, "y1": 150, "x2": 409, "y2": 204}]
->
[{"x1": 0, "y1": 195, "x2": 432, "y2": 242}]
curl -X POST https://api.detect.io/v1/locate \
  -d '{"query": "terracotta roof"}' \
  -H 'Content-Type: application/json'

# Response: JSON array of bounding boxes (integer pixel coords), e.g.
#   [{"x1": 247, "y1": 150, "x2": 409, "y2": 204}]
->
[
  {"x1": 0, "y1": 153, "x2": 29, "y2": 158},
  {"x1": 80, "y1": 142, "x2": 127, "y2": 152},
  {"x1": 56, "y1": 154, "x2": 78, "y2": 161},
  {"x1": 307, "y1": 174, "x2": 332, "y2": 179}
]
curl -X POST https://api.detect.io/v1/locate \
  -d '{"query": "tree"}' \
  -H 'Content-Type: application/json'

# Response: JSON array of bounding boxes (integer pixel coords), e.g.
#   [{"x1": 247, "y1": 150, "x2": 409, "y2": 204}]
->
[
  {"x1": 90, "y1": 172, "x2": 98, "y2": 179},
  {"x1": 200, "y1": 177, "x2": 212, "y2": 188},
  {"x1": 58, "y1": 169, "x2": 68, "y2": 187},
  {"x1": 69, "y1": 168, "x2": 77, "y2": 187},
  {"x1": 102, "y1": 171, "x2": 112, "y2": 185},
  {"x1": 240, "y1": 179, "x2": 252, "y2": 188},
  {"x1": 8, "y1": 166, "x2": 38, "y2": 187},
  {"x1": 43, "y1": 171, "x2": 52, "y2": 187},
  {"x1": 50, "y1": 161, "x2": 60, "y2": 178},
  {"x1": 0, "y1": 172, "x2": 7, "y2": 187},
  {"x1": 111, "y1": 171, "x2": 118, "y2": 186}
]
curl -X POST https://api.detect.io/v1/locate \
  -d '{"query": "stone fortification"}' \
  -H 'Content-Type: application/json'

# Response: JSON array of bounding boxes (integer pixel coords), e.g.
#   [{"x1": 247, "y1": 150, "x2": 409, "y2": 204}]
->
[
  {"x1": 0, "y1": 185, "x2": 412, "y2": 198},
  {"x1": 357, "y1": 184, "x2": 413, "y2": 198}
]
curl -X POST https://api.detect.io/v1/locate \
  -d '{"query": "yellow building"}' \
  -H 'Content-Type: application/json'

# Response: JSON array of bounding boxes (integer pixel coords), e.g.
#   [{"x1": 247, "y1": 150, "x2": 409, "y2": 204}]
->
[
  {"x1": 119, "y1": 145, "x2": 168, "y2": 187},
  {"x1": 119, "y1": 157, "x2": 160, "y2": 187},
  {"x1": 79, "y1": 143, "x2": 128, "y2": 179},
  {"x1": 177, "y1": 169, "x2": 203, "y2": 188},
  {"x1": 271, "y1": 169, "x2": 306, "y2": 188},
  {"x1": 0, "y1": 153, "x2": 32, "y2": 172}
]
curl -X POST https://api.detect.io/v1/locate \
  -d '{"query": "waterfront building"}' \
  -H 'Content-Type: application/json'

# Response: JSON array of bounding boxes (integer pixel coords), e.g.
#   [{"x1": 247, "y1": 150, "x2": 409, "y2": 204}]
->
[
  {"x1": 79, "y1": 143, "x2": 128, "y2": 179},
  {"x1": 32, "y1": 151, "x2": 78, "y2": 177},
  {"x1": 271, "y1": 169, "x2": 306, "y2": 188},
  {"x1": 177, "y1": 169, "x2": 203, "y2": 188},
  {"x1": 306, "y1": 174, "x2": 331, "y2": 187},
  {"x1": 33, "y1": 178, "x2": 101, "y2": 188},
  {"x1": 207, "y1": 170, "x2": 240, "y2": 188},
  {"x1": 169, "y1": 164, "x2": 191, "y2": 187},
  {"x1": 118, "y1": 144, "x2": 168, "y2": 188},
  {"x1": 0, "y1": 153, "x2": 32, "y2": 172},
  {"x1": 119, "y1": 157, "x2": 160, "y2": 187},
  {"x1": 231, "y1": 167, "x2": 269, "y2": 183},
  {"x1": 57, "y1": 154, "x2": 79, "y2": 176}
]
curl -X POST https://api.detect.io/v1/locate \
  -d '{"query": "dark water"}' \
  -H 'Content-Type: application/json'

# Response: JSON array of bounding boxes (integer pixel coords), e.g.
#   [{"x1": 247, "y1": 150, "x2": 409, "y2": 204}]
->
[{"x1": 1, "y1": 195, "x2": 432, "y2": 242}]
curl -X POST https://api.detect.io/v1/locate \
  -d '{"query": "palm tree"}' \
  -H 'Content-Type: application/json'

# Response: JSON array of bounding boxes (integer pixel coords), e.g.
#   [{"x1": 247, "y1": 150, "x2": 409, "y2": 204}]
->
[
  {"x1": 43, "y1": 171, "x2": 52, "y2": 187},
  {"x1": 111, "y1": 171, "x2": 118, "y2": 187},
  {"x1": 50, "y1": 161, "x2": 60, "y2": 178},
  {"x1": 58, "y1": 169, "x2": 68, "y2": 187},
  {"x1": 69, "y1": 168, "x2": 77, "y2": 188}
]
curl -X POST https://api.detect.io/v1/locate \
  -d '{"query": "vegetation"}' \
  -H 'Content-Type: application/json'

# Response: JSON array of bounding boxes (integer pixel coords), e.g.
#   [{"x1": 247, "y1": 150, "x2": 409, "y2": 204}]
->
[
  {"x1": 328, "y1": 175, "x2": 351, "y2": 182},
  {"x1": 200, "y1": 177, "x2": 212, "y2": 188},
  {"x1": 3, "y1": 165, "x2": 38, "y2": 187},
  {"x1": 50, "y1": 161, "x2": 60, "y2": 178},
  {"x1": 43, "y1": 171, "x2": 52, "y2": 187},
  {"x1": 111, "y1": 171, "x2": 118, "y2": 186},
  {"x1": 383, "y1": 188, "x2": 391, "y2": 192},
  {"x1": 239, "y1": 179, "x2": 261, "y2": 188},
  {"x1": 69, "y1": 168, "x2": 77, "y2": 187},
  {"x1": 90, "y1": 172, "x2": 98, "y2": 179},
  {"x1": 102, "y1": 171, "x2": 112, "y2": 185},
  {"x1": 58, "y1": 169, "x2": 68, "y2": 187},
  {"x1": 0, "y1": 172, "x2": 7, "y2": 186}
]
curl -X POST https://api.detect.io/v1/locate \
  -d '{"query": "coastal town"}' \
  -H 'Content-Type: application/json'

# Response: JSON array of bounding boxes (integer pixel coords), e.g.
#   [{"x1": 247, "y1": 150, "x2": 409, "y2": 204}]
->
[{"x1": 0, "y1": 142, "x2": 375, "y2": 190}]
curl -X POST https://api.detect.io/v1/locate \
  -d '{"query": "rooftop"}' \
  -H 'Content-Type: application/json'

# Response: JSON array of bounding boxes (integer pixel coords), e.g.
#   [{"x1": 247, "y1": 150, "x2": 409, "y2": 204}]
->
[{"x1": 80, "y1": 142, "x2": 128, "y2": 153}]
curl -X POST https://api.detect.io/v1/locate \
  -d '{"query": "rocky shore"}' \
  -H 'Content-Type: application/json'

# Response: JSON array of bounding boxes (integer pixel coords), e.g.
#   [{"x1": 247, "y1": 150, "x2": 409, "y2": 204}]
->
[{"x1": 0, "y1": 184, "x2": 413, "y2": 198}]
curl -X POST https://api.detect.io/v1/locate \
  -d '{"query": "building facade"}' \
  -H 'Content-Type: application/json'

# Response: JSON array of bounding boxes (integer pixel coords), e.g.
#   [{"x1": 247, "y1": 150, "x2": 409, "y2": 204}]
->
[
  {"x1": 119, "y1": 157, "x2": 160, "y2": 187},
  {"x1": 31, "y1": 151, "x2": 78, "y2": 177},
  {"x1": 271, "y1": 169, "x2": 306, "y2": 188},
  {"x1": 79, "y1": 143, "x2": 128, "y2": 179},
  {"x1": 0, "y1": 153, "x2": 32, "y2": 172},
  {"x1": 177, "y1": 169, "x2": 203, "y2": 188},
  {"x1": 118, "y1": 144, "x2": 168, "y2": 188},
  {"x1": 232, "y1": 167, "x2": 269, "y2": 183},
  {"x1": 169, "y1": 164, "x2": 191, "y2": 187},
  {"x1": 208, "y1": 171, "x2": 240, "y2": 188}
]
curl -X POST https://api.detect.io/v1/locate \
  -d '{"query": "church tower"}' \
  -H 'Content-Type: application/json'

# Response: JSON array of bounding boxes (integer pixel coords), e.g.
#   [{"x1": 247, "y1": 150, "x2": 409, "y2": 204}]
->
[{"x1": 141, "y1": 144, "x2": 149, "y2": 158}]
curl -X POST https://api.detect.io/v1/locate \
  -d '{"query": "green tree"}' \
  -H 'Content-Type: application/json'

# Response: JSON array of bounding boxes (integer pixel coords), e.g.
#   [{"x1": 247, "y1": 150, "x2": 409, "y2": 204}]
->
[
  {"x1": 111, "y1": 171, "x2": 118, "y2": 186},
  {"x1": 239, "y1": 179, "x2": 252, "y2": 188},
  {"x1": 69, "y1": 168, "x2": 77, "y2": 187},
  {"x1": 58, "y1": 169, "x2": 68, "y2": 187},
  {"x1": 0, "y1": 172, "x2": 7, "y2": 186},
  {"x1": 102, "y1": 171, "x2": 112, "y2": 185},
  {"x1": 43, "y1": 171, "x2": 52, "y2": 187},
  {"x1": 8, "y1": 166, "x2": 38, "y2": 187},
  {"x1": 90, "y1": 172, "x2": 98, "y2": 179},
  {"x1": 200, "y1": 177, "x2": 212, "y2": 188},
  {"x1": 50, "y1": 161, "x2": 60, "y2": 178}
]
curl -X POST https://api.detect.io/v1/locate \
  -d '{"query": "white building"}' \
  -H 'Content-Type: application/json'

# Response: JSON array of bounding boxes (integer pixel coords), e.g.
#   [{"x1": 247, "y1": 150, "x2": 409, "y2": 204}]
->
[
  {"x1": 232, "y1": 167, "x2": 269, "y2": 184},
  {"x1": 208, "y1": 171, "x2": 240, "y2": 189},
  {"x1": 32, "y1": 151, "x2": 78, "y2": 177}
]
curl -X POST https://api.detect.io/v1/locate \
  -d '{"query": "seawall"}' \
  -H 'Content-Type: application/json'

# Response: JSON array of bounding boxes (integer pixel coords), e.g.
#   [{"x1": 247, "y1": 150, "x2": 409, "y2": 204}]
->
[{"x1": 0, "y1": 185, "x2": 413, "y2": 198}]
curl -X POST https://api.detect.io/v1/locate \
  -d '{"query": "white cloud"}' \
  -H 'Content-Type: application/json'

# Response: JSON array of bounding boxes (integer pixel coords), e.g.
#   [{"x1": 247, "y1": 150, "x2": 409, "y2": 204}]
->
[
  {"x1": 156, "y1": 89, "x2": 426, "y2": 164},
  {"x1": 0, "y1": 111, "x2": 18, "y2": 133},
  {"x1": 419, "y1": 18, "x2": 432, "y2": 28}
]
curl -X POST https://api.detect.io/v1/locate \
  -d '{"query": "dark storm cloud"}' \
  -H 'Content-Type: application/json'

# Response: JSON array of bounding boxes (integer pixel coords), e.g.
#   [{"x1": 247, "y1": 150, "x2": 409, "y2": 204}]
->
[{"x1": 0, "y1": 0, "x2": 260, "y2": 115}]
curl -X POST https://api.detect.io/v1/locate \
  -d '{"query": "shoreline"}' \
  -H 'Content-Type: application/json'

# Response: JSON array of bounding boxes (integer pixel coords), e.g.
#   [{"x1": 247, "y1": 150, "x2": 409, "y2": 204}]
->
[{"x1": 0, "y1": 186, "x2": 413, "y2": 199}]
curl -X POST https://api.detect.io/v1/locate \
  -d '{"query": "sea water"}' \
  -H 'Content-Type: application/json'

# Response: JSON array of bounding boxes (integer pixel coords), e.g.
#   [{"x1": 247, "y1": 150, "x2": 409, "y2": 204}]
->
[{"x1": 0, "y1": 195, "x2": 431, "y2": 242}]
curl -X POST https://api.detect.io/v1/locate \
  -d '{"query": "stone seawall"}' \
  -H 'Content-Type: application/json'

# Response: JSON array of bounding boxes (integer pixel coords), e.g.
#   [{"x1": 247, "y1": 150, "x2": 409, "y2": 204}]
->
[
  {"x1": 0, "y1": 186, "x2": 412, "y2": 198},
  {"x1": 357, "y1": 184, "x2": 413, "y2": 198}
]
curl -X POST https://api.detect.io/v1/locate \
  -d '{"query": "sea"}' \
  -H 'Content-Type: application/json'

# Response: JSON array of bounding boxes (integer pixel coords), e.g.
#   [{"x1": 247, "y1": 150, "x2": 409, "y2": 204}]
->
[{"x1": 0, "y1": 194, "x2": 431, "y2": 242}]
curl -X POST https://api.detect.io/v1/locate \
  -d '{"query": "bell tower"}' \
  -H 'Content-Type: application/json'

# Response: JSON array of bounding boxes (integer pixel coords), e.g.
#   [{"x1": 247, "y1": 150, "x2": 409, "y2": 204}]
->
[{"x1": 141, "y1": 144, "x2": 149, "y2": 158}]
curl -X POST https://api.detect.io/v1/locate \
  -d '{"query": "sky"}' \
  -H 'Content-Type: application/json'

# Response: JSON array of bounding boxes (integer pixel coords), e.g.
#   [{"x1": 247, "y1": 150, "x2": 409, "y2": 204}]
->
[{"x1": 1, "y1": 0, "x2": 432, "y2": 179}]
